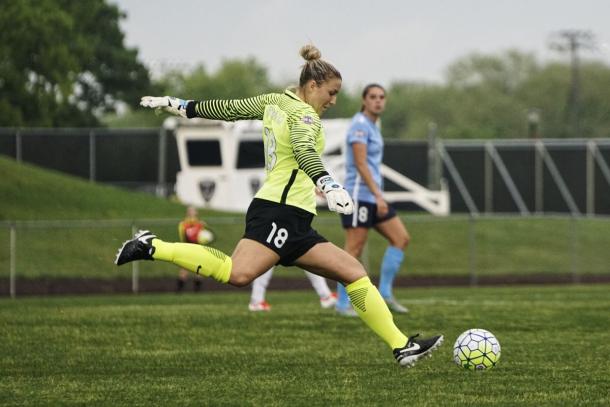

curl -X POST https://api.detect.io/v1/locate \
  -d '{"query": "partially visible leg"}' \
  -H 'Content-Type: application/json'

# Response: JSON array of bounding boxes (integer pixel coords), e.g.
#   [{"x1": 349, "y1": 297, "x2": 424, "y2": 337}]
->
[
  {"x1": 336, "y1": 228, "x2": 368, "y2": 314},
  {"x1": 177, "y1": 268, "x2": 189, "y2": 292},
  {"x1": 249, "y1": 268, "x2": 273, "y2": 311},
  {"x1": 296, "y1": 242, "x2": 407, "y2": 350},
  {"x1": 304, "y1": 271, "x2": 331, "y2": 298},
  {"x1": 375, "y1": 217, "x2": 410, "y2": 312},
  {"x1": 193, "y1": 277, "x2": 202, "y2": 292},
  {"x1": 304, "y1": 271, "x2": 336, "y2": 308},
  {"x1": 296, "y1": 241, "x2": 443, "y2": 367}
]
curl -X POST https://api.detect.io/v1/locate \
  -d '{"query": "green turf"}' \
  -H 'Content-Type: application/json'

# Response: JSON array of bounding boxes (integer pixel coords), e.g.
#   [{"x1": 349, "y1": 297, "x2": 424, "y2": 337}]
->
[{"x1": 1, "y1": 285, "x2": 609, "y2": 406}]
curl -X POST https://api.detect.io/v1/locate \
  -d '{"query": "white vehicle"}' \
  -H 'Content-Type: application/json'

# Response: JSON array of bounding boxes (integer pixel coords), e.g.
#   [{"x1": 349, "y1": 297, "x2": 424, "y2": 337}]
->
[{"x1": 168, "y1": 117, "x2": 449, "y2": 215}]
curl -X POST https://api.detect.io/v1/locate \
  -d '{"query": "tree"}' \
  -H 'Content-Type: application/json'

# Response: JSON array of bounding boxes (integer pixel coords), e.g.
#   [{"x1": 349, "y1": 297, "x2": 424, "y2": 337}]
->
[{"x1": 0, "y1": 0, "x2": 151, "y2": 127}]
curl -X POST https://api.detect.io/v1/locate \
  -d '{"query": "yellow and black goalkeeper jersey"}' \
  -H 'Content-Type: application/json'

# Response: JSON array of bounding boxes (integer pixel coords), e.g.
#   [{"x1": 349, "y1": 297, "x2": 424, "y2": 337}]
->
[{"x1": 188, "y1": 89, "x2": 327, "y2": 214}]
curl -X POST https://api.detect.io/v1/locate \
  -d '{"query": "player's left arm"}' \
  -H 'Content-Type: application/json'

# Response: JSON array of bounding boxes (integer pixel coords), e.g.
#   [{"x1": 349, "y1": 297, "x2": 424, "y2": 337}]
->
[
  {"x1": 289, "y1": 112, "x2": 327, "y2": 182},
  {"x1": 289, "y1": 111, "x2": 353, "y2": 215}
]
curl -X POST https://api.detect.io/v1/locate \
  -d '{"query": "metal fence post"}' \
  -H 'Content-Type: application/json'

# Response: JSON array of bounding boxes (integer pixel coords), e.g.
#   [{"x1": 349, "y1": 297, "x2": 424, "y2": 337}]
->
[
  {"x1": 9, "y1": 225, "x2": 16, "y2": 299},
  {"x1": 427, "y1": 122, "x2": 439, "y2": 190},
  {"x1": 131, "y1": 224, "x2": 139, "y2": 294},
  {"x1": 469, "y1": 216, "x2": 478, "y2": 286},
  {"x1": 484, "y1": 142, "x2": 493, "y2": 213},
  {"x1": 586, "y1": 140, "x2": 595, "y2": 216},
  {"x1": 89, "y1": 130, "x2": 96, "y2": 182},
  {"x1": 15, "y1": 130, "x2": 22, "y2": 162},
  {"x1": 570, "y1": 216, "x2": 580, "y2": 283},
  {"x1": 535, "y1": 141, "x2": 544, "y2": 214},
  {"x1": 157, "y1": 127, "x2": 167, "y2": 197}
]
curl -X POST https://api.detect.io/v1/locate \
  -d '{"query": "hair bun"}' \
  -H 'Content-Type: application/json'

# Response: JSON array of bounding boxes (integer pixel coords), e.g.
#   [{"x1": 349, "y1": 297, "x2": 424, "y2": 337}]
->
[{"x1": 299, "y1": 44, "x2": 321, "y2": 61}]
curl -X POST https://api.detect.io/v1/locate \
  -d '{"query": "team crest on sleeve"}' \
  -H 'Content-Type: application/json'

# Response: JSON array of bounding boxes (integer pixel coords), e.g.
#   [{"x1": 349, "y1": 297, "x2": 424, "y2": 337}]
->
[
  {"x1": 354, "y1": 129, "x2": 366, "y2": 138},
  {"x1": 301, "y1": 115, "x2": 314, "y2": 125}
]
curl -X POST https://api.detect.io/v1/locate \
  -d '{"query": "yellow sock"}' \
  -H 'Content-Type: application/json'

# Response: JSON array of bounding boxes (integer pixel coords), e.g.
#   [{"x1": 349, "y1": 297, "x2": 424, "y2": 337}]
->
[
  {"x1": 151, "y1": 239, "x2": 232, "y2": 284},
  {"x1": 347, "y1": 276, "x2": 408, "y2": 349}
]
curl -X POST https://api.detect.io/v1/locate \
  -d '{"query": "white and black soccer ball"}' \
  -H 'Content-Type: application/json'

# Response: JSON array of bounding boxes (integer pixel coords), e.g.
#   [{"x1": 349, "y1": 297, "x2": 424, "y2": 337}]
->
[{"x1": 453, "y1": 329, "x2": 501, "y2": 370}]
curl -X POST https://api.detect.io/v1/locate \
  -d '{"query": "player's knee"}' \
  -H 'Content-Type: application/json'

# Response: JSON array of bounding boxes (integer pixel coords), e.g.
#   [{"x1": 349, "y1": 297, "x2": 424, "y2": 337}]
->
[
  {"x1": 346, "y1": 240, "x2": 366, "y2": 258},
  {"x1": 392, "y1": 232, "x2": 410, "y2": 249},
  {"x1": 229, "y1": 272, "x2": 254, "y2": 287}
]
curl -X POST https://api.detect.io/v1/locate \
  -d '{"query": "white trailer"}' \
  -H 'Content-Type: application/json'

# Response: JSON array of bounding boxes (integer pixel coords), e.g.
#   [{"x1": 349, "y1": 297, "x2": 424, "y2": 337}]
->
[{"x1": 167, "y1": 117, "x2": 449, "y2": 215}]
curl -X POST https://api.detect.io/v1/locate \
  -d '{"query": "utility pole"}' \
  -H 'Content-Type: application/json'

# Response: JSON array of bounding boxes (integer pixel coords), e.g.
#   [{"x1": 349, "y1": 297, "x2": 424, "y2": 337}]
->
[{"x1": 549, "y1": 30, "x2": 595, "y2": 138}]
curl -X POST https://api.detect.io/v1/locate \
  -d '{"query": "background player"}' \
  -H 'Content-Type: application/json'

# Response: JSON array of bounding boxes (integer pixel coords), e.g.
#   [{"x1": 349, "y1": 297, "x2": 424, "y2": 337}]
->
[
  {"x1": 335, "y1": 84, "x2": 411, "y2": 316},
  {"x1": 176, "y1": 206, "x2": 215, "y2": 292},
  {"x1": 249, "y1": 267, "x2": 337, "y2": 311}
]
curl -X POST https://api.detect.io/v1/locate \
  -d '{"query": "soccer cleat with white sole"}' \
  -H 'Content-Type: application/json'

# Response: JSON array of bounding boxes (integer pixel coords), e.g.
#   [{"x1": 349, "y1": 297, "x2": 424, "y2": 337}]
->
[
  {"x1": 114, "y1": 230, "x2": 156, "y2": 266},
  {"x1": 393, "y1": 334, "x2": 444, "y2": 367},
  {"x1": 248, "y1": 301, "x2": 271, "y2": 312},
  {"x1": 384, "y1": 297, "x2": 409, "y2": 314},
  {"x1": 335, "y1": 305, "x2": 358, "y2": 317},
  {"x1": 320, "y1": 292, "x2": 338, "y2": 309}
]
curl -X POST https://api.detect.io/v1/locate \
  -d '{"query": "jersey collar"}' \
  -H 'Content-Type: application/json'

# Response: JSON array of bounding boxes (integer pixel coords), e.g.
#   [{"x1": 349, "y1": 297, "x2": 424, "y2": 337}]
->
[{"x1": 284, "y1": 88, "x2": 303, "y2": 102}]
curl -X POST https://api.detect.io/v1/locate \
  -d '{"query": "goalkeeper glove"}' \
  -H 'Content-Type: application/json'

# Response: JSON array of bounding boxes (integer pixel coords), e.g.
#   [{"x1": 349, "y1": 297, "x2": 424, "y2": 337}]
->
[
  {"x1": 316, "y1": 175, "x2": 354, "y2": 215},
  {"x1": 140, "y1": 96, "x2": 191, "y2": 118}
]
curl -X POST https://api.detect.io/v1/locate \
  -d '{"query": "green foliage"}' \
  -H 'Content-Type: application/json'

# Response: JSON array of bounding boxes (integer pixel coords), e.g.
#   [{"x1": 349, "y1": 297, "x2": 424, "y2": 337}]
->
[
  {"x1": 1, "y1": 286, "x2": 609, "y2": 405},
  {"x1": 0, "y1": 0, "x2": 151, "y2": 127},
  {"x1": 104, "y1": 47, "x2": 610, "y2": 139},
  {"x1": 382, "y1": 50, "x2": 610, "y2": 139}
]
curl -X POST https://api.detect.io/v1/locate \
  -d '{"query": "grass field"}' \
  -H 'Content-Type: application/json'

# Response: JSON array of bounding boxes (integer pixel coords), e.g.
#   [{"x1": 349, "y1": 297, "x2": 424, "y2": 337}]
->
[{"x1": 1, "y1": 284, "x2": 609, "y2": 406}]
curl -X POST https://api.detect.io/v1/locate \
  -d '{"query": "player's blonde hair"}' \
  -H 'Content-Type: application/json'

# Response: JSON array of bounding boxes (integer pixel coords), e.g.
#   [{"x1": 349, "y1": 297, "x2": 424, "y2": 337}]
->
[{"x1": 298, "y1": 44, "x2": 341, "y2": 87}]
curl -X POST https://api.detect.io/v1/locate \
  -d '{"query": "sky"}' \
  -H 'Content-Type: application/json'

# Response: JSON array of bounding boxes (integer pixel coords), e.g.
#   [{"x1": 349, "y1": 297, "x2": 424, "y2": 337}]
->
[{"x1": 112, "y1": 0, "x2": 610, "y2": 90}]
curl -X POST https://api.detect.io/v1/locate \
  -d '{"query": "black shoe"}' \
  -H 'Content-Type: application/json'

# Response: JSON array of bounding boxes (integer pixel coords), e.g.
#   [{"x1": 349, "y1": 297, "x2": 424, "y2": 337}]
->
[
  {"x1": 176, "y1": 278, "x2": 185, "y2": 292},
  {"x1": 114, "y1": 230, "x2": 156, "y2": 266},
  {"x1": 393, "y1": 334, "x2": 444, "y2": 367},
  {"x1": 193, "y1": 279, "x2": 202, "y2": 292}
]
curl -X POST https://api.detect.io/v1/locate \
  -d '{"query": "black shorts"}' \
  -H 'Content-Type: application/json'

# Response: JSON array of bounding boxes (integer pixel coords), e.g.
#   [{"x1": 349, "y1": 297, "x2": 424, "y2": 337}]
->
[
  {"x1": 244, "y1": 198, "x2": 327, "y2": 266},
  {"x1": 340, "y1": 200, "x2": 397, "y2": 229}
]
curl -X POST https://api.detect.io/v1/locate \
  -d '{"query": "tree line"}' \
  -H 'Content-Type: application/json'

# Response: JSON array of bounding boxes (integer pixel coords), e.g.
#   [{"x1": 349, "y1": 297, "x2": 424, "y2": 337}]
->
[{"x1": 2, "y1": 0, "x2": 609, "y2": 139}]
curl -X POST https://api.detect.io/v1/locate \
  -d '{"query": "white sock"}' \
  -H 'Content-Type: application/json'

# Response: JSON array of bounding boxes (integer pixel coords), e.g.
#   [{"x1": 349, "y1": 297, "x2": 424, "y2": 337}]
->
[
  {"x1": 250, "y1": 268, "x2": 273, "y2": 304},
  {"x1": 304, "y1": 271, "x2": 332, "y2": 298}
]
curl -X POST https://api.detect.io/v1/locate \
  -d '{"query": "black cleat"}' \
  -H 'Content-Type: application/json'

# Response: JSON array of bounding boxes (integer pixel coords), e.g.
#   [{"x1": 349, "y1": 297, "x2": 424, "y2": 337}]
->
[
  {"x1": 393, "y1": 334, "x2": 444, "y2": 367},
  {"x1": 114, "y1": 230, "x2": 156, "y2": 266}
]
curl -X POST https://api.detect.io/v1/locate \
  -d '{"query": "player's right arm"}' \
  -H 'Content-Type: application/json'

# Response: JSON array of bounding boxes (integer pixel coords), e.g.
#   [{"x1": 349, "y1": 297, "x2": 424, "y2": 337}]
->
[
  {"x1": 348, "y1": 121, "x2": 387, "y2": 214},
  {"x1": 140, "y1": 94, "x2": 281, "y2": 121}
]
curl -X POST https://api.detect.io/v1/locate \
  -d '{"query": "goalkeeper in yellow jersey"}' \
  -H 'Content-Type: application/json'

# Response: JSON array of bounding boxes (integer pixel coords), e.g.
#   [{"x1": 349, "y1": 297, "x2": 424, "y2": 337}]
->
[{"x1": 115, "y1": 44, "x2": 442, "y2": 367}]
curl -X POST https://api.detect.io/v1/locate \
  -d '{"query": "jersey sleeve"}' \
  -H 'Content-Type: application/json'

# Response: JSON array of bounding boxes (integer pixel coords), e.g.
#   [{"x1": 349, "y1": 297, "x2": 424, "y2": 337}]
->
[
  {"x1": 347, "y1": 120, "x2": 369, "y2": 146},
  {"x1": 188, "y1": 93, "x2": 281, "y2": 121},
  {"x1": 289, "y1": 109, "x2": 327, "y2": 182}
]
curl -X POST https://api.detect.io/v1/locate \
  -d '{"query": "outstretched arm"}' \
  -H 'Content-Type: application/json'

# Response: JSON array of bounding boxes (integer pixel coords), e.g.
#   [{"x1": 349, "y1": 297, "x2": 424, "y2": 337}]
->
[{"x1": 140, "y1": 94, "x2": 281, "y2": 121}]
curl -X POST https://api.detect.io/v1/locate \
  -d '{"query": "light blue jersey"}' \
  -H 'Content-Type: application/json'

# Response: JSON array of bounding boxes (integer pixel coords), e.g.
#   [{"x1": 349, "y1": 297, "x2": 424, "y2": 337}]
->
[{"x1": 344, "y1": 112, "x2": 384, "y2": 203}]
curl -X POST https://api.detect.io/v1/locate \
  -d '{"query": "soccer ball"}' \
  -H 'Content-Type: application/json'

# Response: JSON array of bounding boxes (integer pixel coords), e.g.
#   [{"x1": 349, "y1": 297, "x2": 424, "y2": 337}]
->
[{"x1": 453, "y1": 329, "x2": 501, "y2": 370}]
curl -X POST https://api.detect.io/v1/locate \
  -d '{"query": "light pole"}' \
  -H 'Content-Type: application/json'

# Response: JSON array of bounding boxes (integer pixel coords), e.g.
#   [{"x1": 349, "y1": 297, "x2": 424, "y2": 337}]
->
[{"x1": 549, "y1": 30, "x2": 595, "y2": 138}]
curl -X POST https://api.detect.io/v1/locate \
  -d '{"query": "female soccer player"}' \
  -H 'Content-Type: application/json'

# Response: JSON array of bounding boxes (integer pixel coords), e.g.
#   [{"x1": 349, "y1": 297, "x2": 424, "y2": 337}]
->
[
  {"x1": 335, "y1": 84, "x2": 411, "y2": 316},
  {"x1": 114, "y1": 45, "x2": 442, "y2": 367}
]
